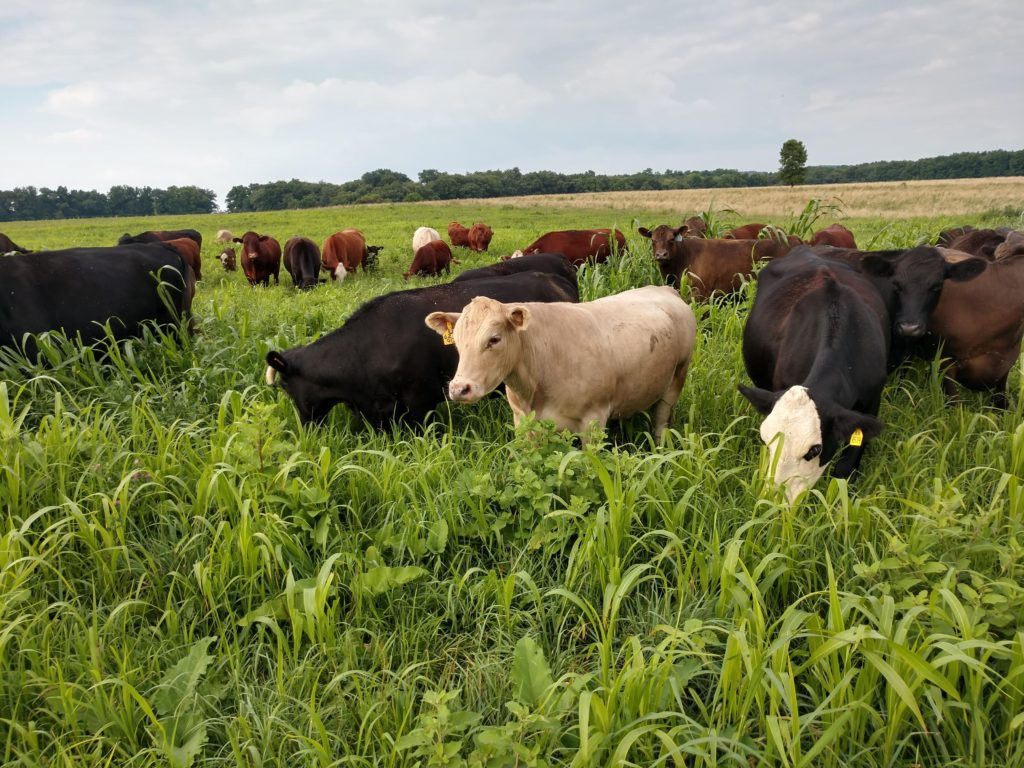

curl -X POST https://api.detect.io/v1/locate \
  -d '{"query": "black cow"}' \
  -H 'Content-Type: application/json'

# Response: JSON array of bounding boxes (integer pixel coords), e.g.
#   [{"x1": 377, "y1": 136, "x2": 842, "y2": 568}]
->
[
  {"x1": 0, "y1": 233, "x2": 30, "y2": 254},
  {"x1": 118, "y1": 229, "x2": 203, "y2": 249},
  {"x1": 265, "y1": 271, "x2": 579, "y2": 426},
  {"x1": 739, "y1": 249, "x2": 888, "y2": 502},
  {"x1": 0, "y1": 244, "x2": 195, "y2": 359},
  {"x1": 453, "y1": 253, "x2": 577, "y2": 288},
  {"x1": 283, "y1": 237, "x2": 321, "y2": 290}
]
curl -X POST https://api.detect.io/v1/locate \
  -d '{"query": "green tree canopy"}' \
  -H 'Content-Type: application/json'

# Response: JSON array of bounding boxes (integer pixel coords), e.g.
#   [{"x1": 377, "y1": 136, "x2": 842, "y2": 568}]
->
[{"x1": 779, "y1": 139, "x2": 808, "y2": 186}]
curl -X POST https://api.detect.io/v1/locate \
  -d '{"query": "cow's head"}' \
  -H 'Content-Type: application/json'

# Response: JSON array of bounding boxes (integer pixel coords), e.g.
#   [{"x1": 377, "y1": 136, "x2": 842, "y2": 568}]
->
[
  {"x1": 233, "y1": 231, "x2": 267, "y2": 260},
  {"x1": 425, "y1": 296, "x2": 529, "y2": 403},
  {"x1": 682, "y1": 216, "x2": 706, "y2": 237},
  {"x1": 861, "y1": 246, "x2": 987, "y2": 337},
  {"x1": 637, "y1": 224, "x2": 687, "y2": 263},
  {"x1": 471, "y1": 223, "x2": 494, "y2": 248},
  {"x1": 739, "y1": 384, "x2": 883, "y2": 503},
  {"x1": 219, "y1": 247, "x2": 237, "y2": 270}
]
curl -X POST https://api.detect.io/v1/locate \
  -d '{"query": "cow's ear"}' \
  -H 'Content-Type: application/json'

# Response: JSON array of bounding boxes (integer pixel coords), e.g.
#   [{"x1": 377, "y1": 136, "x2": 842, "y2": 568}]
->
[
  {"x1": 829, "y1": 406, "x2": 884, "y2": 446},
  {"x1": 945, "y1": 257, "x2": 987, "y2": 282},
  {"x1": 258, "y1": 235, "x2": 270, "y2": 242},
  {"x1": 266, "y1": 350, "x2": 289, "y2": 375},
  {"x1": 861, "y1": 254, "x2": 895, "y2": 277},
  {"x1": 232, "y1": 237, "x2": 243, "y2": 243},
  {"x1": 738, "y1": 383, "x2": 782, "y2": 415},
  {"x1": 425, "y1": 311, "x2": 460, "y2": 336},
  {"x1": 506, "y1": 305, "x2": 531, "y2": 331},
  {"x1": 637, "y1": 227, "x2": 652, "y2": 239}
]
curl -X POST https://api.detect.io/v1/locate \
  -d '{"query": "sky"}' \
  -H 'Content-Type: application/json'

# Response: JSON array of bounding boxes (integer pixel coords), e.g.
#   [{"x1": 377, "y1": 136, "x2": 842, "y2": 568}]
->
[{"x1": 1, "y1": 0, "x2": 1022, "y2": 207}]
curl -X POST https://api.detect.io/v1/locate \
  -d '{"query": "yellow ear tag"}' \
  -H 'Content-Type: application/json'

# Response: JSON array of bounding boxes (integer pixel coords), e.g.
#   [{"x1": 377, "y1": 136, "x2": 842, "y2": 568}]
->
[
  {"x1": 849, "y1": 428, "x2": 864, "y2": 447},
  {"x1": 442, "y1": 321, "x2": 455, "y2": 346}
]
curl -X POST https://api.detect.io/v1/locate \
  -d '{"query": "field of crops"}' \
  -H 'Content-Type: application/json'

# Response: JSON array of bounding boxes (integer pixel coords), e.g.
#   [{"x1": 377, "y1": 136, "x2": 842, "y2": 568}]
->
[{"x1": 1, "y1": 192, "x2": 1023, "y2": 767}]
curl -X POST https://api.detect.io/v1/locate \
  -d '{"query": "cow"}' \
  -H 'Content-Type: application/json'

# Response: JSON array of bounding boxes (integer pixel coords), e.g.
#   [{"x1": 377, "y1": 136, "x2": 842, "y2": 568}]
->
[
  {"x1": 810, "y1": 224, "x2": 857, "y2": 249},
  {"x1": 405, "y1": 240, "x2": 455, "y2": 279},
  {"x1": 937, "y1": 225, "x2": 976, "y2": 247},
  {"x1": 219, "y1": 246, "x2": 237, "y2": 271},
  {"x1": 158, "y1": 237, "x2": 202, "y2": 281},
  {"x1": 681, "y1": 216, "x2": 707, "y2": 238},
  {"x1": 0, "y1": 233, "x2": 30, "y2": 254},
  {"x1": 118, "y1": 229, "x2": 203, "y2": 249},
  {"x1": 264, "y1": 271, "x2": 579, "y2": 426},
  {"x1": 412, "y1": 226, "x2": 441, "y2": 254},
  {"x1": 726, "y1": 223, "x2": 767, "y2": 240},
  {"x1": 283, "y1": 236, "x2": 321, "y2": 289},
  {"x1": 0, "y1": 244, "x2": 195, "y2": 359},
  {"x1": 948, "y1": 228, "x2": 1010, "y2": 258},
  {"x1": 322, "y1": 229, "x2": 367, "y2": 280},
  {"x1": 453, "y1": 253, "x2": 576, "y2": 288},
  {"x1": 739, "y1": 249, "x2": 889, "y2": 503},
  {"x1": 637, "y1": 225, "x2": 793, "y2": 300},
  {"x1": 215, "y1": 229, "x2": 234, "y2": 244},
  {"x1": 366, "y1": 244, "x2": 384, "y2": 269},
  {"x1": 233, "y1": 231, "x2": 281, "y2": 286},
  {"x1": 517, "y1": 228, "x2": 627, "y2": 267},
  {"x1": 448, "y1": 221, "x2": 471, "y2": 247},
  {"x1": 994, "y1": 231, "x2": 1024, "y2": 260},
  {"x1": 425, "y1": 285, "x2": 696, "y2": 440},
  {"x1": 468, "y1": 222, "x2": 494, "y2": 252}
]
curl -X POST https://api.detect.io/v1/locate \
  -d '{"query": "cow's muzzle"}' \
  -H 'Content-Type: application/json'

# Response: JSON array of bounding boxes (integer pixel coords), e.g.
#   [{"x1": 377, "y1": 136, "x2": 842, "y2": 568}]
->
[{"x1": 896, "y1": 321, "x2": 925, "y2": 337}]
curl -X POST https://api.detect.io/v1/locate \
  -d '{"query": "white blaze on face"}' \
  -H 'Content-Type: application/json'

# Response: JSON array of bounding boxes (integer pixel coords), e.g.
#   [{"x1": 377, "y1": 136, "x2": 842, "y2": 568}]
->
[
  {"x1": 759, "y1": 386, "x2": 825, "y2": 503},
  {"x1": 334, "y1": 264, "x2": 347, "y2": 282}
]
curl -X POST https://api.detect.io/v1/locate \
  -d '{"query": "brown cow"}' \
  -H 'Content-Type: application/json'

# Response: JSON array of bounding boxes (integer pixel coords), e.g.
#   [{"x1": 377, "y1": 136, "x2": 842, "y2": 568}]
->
[
  {"x1": 681, "y1": 216, "x2": 707, "y2": 238},
  {"x1": 638, "y1": 225, "x2": 793, "y2": 300},
  {"x1": 160, "y1": 238, "x2": 203, "y2": 281},
  {"x1": 405, "y1": 240, "x2": 455, "y2": 279},
  {"x1": 0, "y1": 232, "x2": 30, "y2": 254},
  {"x1": 994, "y1": 231, "x2": 1024, "y2": 260},
  {"x1": 448, "y1": 221, "x2": 471, "y2": 247},
  {"x1": 233, "y1": 231, "x2": 281, "y2": 286},
  {"x1": 516, "y1": 228, "x2": 626, "y2": 267},
  {"x1": 468, "y1": 222, "x2": 493, "y2": 252},
  {"x1": 726, "y1": 222, "x2": 767, "y2": 240},
  {"x1": 322, "y1": 229, "x2": 368, "y2": 280},
  {"x1": 810, "y1": 224, "x2": 857, "y2": 249},
  {"x1": 219, "y1": 246, "x2": 237, "y2": 271},
  {"x1": 118, "y1": 229, "x2": 202, "y2": 248},
  {"x1": 937, "y1": 225, "x2": 976, "y2": 247},
  {"x1": 948, "y1": 228, "x2": 1010, "y2": 258}
]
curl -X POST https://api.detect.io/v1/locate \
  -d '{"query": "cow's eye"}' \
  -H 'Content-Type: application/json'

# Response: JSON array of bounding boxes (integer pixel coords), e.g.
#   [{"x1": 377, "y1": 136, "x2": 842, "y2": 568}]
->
[
  {"x1": 929, "y1": 284, "x2": 942, "y2": 293},
  {"x1": 486, "y1": 335, "x2": 501, "y2": 348},
  {"x1": 803, "y1": 444, "x2": 822, "y2": 461}
]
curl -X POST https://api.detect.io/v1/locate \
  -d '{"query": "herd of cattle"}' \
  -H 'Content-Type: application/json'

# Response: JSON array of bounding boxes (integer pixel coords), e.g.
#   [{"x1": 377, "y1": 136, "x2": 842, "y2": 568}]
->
[{"x1": 1, "y1": 218, "x2": 1022, "y2": 502}]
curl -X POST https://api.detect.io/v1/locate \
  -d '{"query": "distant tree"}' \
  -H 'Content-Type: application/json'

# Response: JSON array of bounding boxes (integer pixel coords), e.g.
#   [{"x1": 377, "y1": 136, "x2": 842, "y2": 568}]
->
[{"x1": 779, "y1": 139, "x2": 808, "y2": 186}]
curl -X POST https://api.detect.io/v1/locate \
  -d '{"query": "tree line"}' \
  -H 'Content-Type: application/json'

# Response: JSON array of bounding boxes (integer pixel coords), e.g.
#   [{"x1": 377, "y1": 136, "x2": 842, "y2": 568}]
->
[{"x1": 0, "y1": 185, "x2": 217, "y2": 223}]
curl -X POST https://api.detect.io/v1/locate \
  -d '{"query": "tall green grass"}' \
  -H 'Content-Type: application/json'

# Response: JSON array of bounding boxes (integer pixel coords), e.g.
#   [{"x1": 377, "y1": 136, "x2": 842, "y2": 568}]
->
[{"x1": 0, "y1": 204, "x2": 1022, "y2": 766}]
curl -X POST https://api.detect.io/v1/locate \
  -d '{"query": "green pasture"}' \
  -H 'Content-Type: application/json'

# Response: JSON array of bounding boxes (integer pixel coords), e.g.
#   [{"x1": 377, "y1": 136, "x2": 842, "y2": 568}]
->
[{"x1": 1, "y1": 201, "x2": 1023, "y2": 767}]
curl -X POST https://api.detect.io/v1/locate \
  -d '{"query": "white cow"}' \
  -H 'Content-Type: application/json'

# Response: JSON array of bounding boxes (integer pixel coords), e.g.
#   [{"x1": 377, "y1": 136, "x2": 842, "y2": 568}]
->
[
  {"x1": 425, "y1": 285, "x2": 696, "y2": 439},
  {"x1": 215, "y1": 229, "x2": 234, "y2": 243},
  {"x1": 412, "y1": 226, "x2": 440, "y2": 255}
]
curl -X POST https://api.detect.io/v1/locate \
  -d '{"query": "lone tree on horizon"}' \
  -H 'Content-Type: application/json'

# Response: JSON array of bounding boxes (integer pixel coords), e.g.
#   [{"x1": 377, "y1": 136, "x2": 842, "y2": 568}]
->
[{"x1": 779, "y1": 139, "x2": 808, "y2": 186}]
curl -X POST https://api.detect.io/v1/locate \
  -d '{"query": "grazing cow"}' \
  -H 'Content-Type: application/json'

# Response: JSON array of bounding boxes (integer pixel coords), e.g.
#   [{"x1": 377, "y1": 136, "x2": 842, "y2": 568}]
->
[
  {"x1": 448, "y1": 221, "x2": 471, "y2": 247},
  {"x1": 219, "y1": 247, "x2": 237, "y2": 271},
  {"x1": 405, "y1": 240, "x2": 455, "y2": 279},
  {"x1": 412, "y1": 226, "x2": 441, "y2": 254},
  {"x1": 517, "y1": 228, "x2": 627, "y2": 267},
  {"x1": 118, "y1": 229, "x2": 203, "y2": 249},
  {"x1": 283, "y1": 236, "x2": 321, "y2": 289},
  {"x1": 425, "y1": 285, "x2": 696, "y2": 440},
  {"x1": 726, "y1": 223, "x2": 767, "y2": 240},
  {"x1": 322, "y1": 229, "x2": 367, "y2": 279},
  {"x1": 215, "y1": 229, "x2": 234, "y2": 244},
  {"x1": 158, "y1": 237, "x2": 203, "y2": 281},
  {"x1": 0, "y1": 233, "x2": 30, "y2": 254},
  {"x1": 453, "y1": 253, "x2": 576, "y2": 288},
  {"x1": 468, "y1": 222, "x2": 494, "y2": 252},
  {"x1": 233, "y1": 231, "x2": 281, "y2": 286},
  {"x1": 366, "y1": 244, "x2": 384, "y2": 269},
  {"x1": 810, "y1": 224, "x2": 857, "y2": 249},
  {"x1": 681, "y1": 216, "x2": 707, "y2": 238},
  {"x1": 739, "y1": 250, "x2": 889, "y2": 502},
  {"x1": 937, "y1": 225, "x2": 976, "y2": 247},
  {"x1": 948, "y1": 228, "x2": 1010, "y2": 258},
  {"x1": 638, "y1": 225, "x2": 793, "y2": 300},
  {"x1": 265, "y1": 272, "x2": 579, "y2": 426},
  {"x1": 994, "y1": 231, "x2": 1024, "y2": 260},
  {"x1": 0, "y1": 244, "x2": 195, "y2": 359}
]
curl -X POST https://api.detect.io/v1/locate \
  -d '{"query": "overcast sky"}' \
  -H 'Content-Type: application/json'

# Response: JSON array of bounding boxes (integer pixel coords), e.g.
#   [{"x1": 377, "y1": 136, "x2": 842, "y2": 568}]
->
[{"x1": 2, "y1": 0, "x2": 1021, "y2": 206}]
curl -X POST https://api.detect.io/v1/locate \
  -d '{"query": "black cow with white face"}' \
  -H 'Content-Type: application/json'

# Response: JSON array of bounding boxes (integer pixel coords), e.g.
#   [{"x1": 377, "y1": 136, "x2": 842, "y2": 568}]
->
[
  {"x1": 265, "y1": 271, "x2": 579, "y2": 426},
  {"x1": 739, "y1": 249, "x2": 888, "y2": 502}
]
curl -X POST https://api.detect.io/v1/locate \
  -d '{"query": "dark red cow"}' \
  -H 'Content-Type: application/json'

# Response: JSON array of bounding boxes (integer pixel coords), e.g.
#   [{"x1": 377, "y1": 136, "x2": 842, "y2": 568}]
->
[
  {"x1": 468, "y1": 222, "x2": 493, "y2": 252},
  {"x1": 937, "y1": 225, "x2": 976, "y2": 247},
  {"x1": 448, "y1": 221, "x2": 471, "y2": 248},
  {"x1": 726, "y1": 222, "x2": 767, "y2": 240},
  {"x1": 405, "y1": 240, "x2": 455, "y2": 279},
  {"x1": 517, "y1": 228, "x2": 626, "y2": 267},
  {"x1": 322, "y1": 229, "x2": 367, "y2": 280},
  {"x1": 948, "y1": 228, "x2": 1010, "y2": 258},
  {"x1": 233, "y1": 231, "x2": 281, "y2": 287},
  {"x1": 810, "y1": 224, "x2": 857, "y2": 249},
  {"x1": 159, "y1": 238, "x2": 203, "y2": 281},
  {"x1": 118, "y1": 229, "x2": 202, "y2": 249}
]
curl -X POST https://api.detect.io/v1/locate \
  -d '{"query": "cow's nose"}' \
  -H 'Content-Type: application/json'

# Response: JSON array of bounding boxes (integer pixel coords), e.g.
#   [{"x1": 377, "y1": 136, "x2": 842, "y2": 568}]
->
[
  {"x1": 654, "y1": 251, "x2": 669, "y2": 261},
  {"x1": 450, "y1": 382, "x2": 472, "y2": 401},
  {"x1": 897, "y1": 321, "x2": 924, "y2": 337}
]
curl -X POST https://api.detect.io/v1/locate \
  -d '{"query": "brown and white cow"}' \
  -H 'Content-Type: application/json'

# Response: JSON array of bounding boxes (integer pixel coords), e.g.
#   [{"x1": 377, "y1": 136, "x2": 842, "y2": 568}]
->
[
  {"x1": 425, "y1": 285, "x2": 696, "y2": 439},
  {"x1": 405, "y1": 240, "x2": 456, "y2": 279},
  {"x1": 468, "y1": 222, "x2": 493, "y2": 252},
  {"x1": 810, "y1": 224, "x2": 857, "y2": 249},
  {"x1": 516, "y1": 228, "x2": 627, "y2": 267},
  {"x1": 322, "y1": 229, "x2": 367, "y2": 280},
  {"x1": 233, "y1": 231, "x2": 281, "y2": 286},
  {"x1": 412, "y1": 226, "x2": 441, "y2": 255},
  {"x1": 219, "y1": 246, "x2": 237, "y2": 271},
  {"x1": 448, "y1": 221, "x2": 471, "y2": 247}
]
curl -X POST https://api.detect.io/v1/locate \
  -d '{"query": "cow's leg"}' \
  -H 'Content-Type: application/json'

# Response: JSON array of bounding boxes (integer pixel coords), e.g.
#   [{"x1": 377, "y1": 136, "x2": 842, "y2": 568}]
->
[{"x1": 652, "y1": 360, "x2": 691, "y2": 439}]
